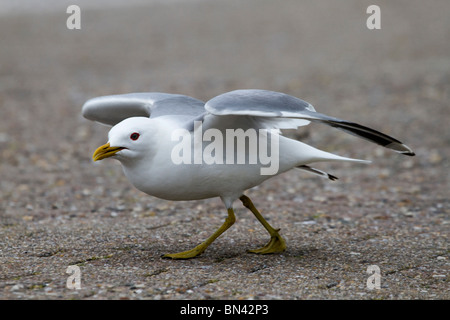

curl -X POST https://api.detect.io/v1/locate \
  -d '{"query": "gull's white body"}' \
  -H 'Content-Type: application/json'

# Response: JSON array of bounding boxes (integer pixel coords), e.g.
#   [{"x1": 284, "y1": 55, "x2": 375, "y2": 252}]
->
[{"x1": 111, "y1": 116, "x2": 366, "y2": 207}]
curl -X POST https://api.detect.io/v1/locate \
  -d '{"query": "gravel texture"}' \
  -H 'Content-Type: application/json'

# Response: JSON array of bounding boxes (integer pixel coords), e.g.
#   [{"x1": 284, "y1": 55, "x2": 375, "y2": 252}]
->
[{"x1": 0, "y1": 0, "x2": 448, "y2": 300}]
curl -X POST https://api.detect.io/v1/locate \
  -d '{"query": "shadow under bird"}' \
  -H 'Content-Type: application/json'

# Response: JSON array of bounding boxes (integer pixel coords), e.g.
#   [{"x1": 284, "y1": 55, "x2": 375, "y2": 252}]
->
[{"x1": 82, "y1": 89, "x2": 415, "y2": 259}]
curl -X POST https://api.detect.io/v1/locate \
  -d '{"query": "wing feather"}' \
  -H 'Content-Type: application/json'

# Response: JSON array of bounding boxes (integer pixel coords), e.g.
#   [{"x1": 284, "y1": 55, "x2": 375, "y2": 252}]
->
[
  {"x1": 205, "y1": 89, "x2": 414, "y2": 156},
  {"x1": 82, "y1": 92, "x2": 205, "y2": 126}
]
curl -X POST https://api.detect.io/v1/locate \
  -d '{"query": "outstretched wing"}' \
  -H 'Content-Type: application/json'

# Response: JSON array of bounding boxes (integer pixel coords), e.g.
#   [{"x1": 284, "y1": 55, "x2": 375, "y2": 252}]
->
[
  {"x1": 205, "y1": 89, "x2": 415, "y2": 156},
  {"x1": 82, "y1": 92, "x2": 205, "y2": 126}
]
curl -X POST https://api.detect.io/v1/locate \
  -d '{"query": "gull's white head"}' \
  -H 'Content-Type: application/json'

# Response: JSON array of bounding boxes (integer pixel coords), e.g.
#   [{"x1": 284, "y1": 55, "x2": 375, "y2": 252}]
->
[{"x1": 92, "y1": 117, "x2": 154, "y2": 163}]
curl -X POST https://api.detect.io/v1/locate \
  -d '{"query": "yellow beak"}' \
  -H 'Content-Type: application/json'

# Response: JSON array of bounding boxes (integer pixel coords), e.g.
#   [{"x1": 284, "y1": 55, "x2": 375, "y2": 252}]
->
[{"x1": 92, "y1": 143, "x2": 124, "y2": 161}]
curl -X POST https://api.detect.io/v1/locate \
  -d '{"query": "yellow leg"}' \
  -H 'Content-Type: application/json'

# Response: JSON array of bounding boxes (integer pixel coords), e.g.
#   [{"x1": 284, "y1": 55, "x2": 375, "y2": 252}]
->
[
  {"x1": 162, "y1": 208, "x2": 236, "y2": 259},
  {"x1": 239, "y1": 195, "x2": 286, "y2": 254}
]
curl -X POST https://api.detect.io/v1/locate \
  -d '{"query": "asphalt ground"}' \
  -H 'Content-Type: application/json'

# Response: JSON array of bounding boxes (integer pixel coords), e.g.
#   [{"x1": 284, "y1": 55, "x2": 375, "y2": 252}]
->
[{"x1": 0, "y1": 0, "x2": 448, "y2": 300}]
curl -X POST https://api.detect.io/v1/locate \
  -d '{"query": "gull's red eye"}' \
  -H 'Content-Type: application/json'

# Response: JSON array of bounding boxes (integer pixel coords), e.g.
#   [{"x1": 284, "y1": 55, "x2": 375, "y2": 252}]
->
[{"x1": 130, "y1": 132, "x2": 140, "y2": 141}]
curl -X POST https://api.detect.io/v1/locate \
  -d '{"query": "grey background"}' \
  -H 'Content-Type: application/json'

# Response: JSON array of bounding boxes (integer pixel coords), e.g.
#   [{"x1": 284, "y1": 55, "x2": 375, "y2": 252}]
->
[{"x1": 0, "y1": 0, "x2": 448, "y2": 299}]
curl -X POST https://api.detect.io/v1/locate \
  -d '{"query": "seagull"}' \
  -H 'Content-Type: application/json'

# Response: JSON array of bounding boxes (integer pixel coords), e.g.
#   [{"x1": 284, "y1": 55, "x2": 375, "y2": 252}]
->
[{"x1": 82, "y1": 89, "x2": 414, "y2": 259}]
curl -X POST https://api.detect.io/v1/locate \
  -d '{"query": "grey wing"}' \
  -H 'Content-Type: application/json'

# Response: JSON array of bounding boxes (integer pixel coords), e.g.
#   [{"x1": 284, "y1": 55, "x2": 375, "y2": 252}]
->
[
  {"x1": 82, "y1": 92, "x2": 205, "y2": 126},
  {"x1": 205, "y1": 89, "x2": 415, "y2": 156}
]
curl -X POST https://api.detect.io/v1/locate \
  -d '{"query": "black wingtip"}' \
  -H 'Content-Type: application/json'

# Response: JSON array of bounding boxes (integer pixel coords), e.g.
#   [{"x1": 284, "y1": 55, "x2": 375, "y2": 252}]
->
[
  {"x1": 328, "y1": 174, "x2": 339, "y2": 181},
  {"x1": 403, "y1": 151, "x2": 415, "y2": 156},
  {"x1": 385, "y1": 142, "x2": 415, "y2": 156},
  {"x1": 320, "y1": 118, "x2": 415, "y2": 157}
]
